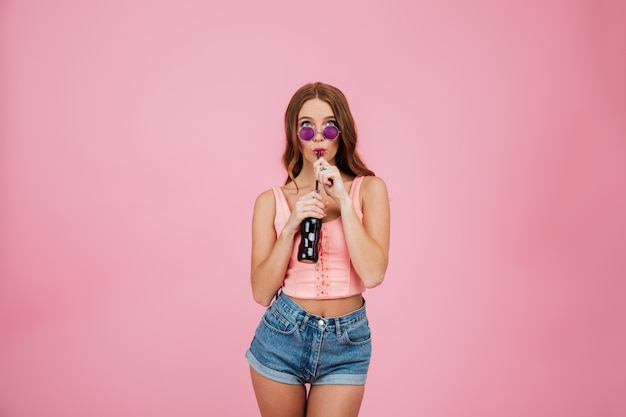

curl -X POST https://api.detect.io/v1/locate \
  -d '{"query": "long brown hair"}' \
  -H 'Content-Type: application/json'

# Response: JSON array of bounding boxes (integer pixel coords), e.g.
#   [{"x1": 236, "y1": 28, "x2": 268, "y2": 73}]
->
[{"x1": 282, "y1": 82, "x2": 374, "y2": 185}]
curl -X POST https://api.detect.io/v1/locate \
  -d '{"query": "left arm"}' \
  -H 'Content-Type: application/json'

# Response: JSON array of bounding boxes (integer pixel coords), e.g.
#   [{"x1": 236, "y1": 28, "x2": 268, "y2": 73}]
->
[
  {"x1": 337, "y1": 176, "x2": 390, "y2": 288},
  {"x1": 315, "y1": 160, "x2": 390, "y2": 287}
]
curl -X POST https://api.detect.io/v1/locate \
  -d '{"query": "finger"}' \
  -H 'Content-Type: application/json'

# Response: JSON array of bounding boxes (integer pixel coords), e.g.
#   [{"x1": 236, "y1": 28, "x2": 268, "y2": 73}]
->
[
  {"x1": 305, "y1": 193, "x2": 324, "y2": 204},
  {"x1": 323, "y1": 172, "x2": 336, "y2": 186},
  {"x1": 297, "y1": 199, "x2": 325, "y2": 213},
  {"x1": 300, "y1": 191, "x2": 318, "y2": 201},
  {"x1": 317, "y1": 167, "x2": 334, "y2": 185},
  {"x1": 300, "y1": 207, "x2": 326, "y2": 219},
  {"x1": 314, "y1": 159, "x2": 332, "y2": 172},
  {"x1": 314, "y1": 157, "x2": 327, "y2": 167}
]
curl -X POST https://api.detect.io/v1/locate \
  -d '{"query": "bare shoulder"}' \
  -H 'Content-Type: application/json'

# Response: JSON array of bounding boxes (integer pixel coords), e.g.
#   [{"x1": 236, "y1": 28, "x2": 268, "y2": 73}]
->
[
  {"x1": 253, "y1": 188, "x2": 276, "y2": 216},
  {"x1": 359, "y1": 176, "x2": 389, "y2": 217},
  {"x1": 361, "y1": 176, "x2": 389, "y2": 199}
]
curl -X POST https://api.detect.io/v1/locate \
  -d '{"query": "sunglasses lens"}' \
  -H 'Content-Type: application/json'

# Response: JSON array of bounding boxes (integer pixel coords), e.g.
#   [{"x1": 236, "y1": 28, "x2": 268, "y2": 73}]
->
[
  {"x1": 323, "y1": 125, "x2": 339, "y2": 140},
  {"x1": 298, "y1": 126, "x2": 315, "y2": 141}
]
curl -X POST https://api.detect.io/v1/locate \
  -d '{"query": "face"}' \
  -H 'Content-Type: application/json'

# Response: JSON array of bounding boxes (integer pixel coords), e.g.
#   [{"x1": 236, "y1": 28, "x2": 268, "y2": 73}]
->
[{"x1": 297, "y1": 98, "x2": 340, "y2": 164}]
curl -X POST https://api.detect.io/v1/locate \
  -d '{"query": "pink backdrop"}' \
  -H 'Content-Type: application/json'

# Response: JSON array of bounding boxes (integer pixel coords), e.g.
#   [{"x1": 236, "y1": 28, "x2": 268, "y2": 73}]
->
[{"x1": 1, "y1": 0, "x2": 625, "y2": 416}]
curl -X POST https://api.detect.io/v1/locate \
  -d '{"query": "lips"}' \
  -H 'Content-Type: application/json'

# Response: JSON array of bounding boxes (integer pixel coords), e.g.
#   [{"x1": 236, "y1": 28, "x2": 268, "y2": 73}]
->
[{"x1": 313, "y1": 148, "x2": 325, "y2": 156}]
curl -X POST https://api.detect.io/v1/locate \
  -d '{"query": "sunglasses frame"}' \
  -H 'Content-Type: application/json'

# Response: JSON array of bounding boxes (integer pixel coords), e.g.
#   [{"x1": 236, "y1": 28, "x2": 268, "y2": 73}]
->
[{"x1": 297, "y1": 122, "x2": 341, "y2": 141}]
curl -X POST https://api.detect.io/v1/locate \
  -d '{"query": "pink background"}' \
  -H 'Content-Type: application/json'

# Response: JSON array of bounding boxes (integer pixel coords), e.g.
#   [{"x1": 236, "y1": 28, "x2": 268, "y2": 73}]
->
[{"x1": 1, "y1": 0, "x2": 625, "y2": 416}]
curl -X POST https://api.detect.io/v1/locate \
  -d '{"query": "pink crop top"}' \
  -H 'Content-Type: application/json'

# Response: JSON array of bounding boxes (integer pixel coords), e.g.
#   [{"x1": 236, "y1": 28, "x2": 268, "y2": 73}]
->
[{"x1": 272, "y1": 176, "x2": 366, "y2": 300}]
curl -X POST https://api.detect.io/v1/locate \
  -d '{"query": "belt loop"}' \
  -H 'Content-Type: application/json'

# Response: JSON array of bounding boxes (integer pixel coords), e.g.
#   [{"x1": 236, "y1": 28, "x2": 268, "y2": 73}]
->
[
  {"x1": 335, "y1": 318, "x2": 341, "y2": 337},
  {"x1": 300, "y1": 314, "x2": 310, "y2": 332}
]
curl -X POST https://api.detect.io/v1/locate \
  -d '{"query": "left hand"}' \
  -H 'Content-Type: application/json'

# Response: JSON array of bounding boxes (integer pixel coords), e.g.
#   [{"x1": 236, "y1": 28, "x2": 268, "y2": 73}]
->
[{"x1": 313, "y1": 158, "x2": 348, "y2": 202}]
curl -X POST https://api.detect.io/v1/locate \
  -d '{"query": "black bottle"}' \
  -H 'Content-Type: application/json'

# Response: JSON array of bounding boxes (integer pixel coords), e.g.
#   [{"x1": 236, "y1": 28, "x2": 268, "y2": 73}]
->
[{"x1": 297, "y1": 217, "x2": 322, "y2": 263}]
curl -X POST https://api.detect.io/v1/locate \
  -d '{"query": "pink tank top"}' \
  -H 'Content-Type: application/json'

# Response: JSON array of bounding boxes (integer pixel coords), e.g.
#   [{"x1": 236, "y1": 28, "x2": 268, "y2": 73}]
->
[{"x1": 272, "y1": 176, "x2": 366, "y2": 299}]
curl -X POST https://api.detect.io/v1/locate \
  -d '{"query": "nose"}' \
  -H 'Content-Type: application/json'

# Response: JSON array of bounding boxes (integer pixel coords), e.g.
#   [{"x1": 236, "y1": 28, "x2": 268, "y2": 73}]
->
[{"x1": 312, "y1": 130, "x2": 324, "y2": 141}]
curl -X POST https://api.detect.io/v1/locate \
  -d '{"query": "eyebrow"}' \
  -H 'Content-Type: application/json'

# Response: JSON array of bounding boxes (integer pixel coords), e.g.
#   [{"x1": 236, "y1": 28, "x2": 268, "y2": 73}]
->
[{"x1": 297, "y1": 115, "x2": 336, "y2": 122}]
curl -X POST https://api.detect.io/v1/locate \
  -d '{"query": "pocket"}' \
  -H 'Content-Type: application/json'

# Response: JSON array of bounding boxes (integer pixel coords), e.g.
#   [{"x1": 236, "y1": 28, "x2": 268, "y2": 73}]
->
[
  {"x1": 261, "y1": 306, "x2": 298, "y2": 335},
  {"x1": 342, "y1": 319, "x2": 372, "y2": 346}
]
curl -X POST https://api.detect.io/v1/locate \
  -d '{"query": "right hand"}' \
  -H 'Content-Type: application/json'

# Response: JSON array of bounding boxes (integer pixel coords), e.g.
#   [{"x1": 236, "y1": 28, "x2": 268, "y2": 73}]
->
[{"x1": 284, "y1": 191, "x2": 327, "y2": 235}]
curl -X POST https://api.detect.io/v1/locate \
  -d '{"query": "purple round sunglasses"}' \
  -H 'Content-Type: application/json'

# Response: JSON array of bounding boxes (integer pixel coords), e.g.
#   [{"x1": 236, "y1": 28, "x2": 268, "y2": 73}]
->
[{"x1": 297, "y1": 122, "x2": 340, "y2": 141}]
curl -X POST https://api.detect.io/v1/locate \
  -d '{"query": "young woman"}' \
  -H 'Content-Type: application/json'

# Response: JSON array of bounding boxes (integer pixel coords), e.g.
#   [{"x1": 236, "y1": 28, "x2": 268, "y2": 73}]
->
[{"x1": 246, "y1": 82, "x2": 390, "y2": 417}]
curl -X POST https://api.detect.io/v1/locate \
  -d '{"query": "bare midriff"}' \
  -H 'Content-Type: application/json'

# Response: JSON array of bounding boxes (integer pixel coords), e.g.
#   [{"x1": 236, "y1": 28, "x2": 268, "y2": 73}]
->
[{"x1": 289, "y1": 294, "x2": 364, "y2": 318}]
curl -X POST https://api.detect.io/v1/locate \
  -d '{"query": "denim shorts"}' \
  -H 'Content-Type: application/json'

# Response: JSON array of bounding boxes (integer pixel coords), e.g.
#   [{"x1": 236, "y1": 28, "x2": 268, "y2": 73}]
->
[{"x1": 246, "y1": 291, "x2": 372, "y2": 385}]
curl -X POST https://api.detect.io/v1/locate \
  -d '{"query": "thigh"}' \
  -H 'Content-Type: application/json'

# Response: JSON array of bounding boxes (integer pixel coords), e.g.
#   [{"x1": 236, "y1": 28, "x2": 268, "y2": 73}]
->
[
  {"x1": 306, "y1": 384, "x2": 365, "y2": 417},
  {"x1": 250, "y1": 367, "x2": 307, "y2": 417}
]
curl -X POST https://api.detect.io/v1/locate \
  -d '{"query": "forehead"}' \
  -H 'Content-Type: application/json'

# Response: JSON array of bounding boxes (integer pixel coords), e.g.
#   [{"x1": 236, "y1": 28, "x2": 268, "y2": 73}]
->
[{"x1": 298, "y1": 98, "x2": 334, "y2": 119}]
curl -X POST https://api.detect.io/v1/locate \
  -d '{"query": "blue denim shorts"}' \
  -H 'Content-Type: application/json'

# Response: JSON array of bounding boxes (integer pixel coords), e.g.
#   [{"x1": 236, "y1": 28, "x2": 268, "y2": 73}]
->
[{"x1": 246, "y1": 291, "x2": 372, "y2": 385}]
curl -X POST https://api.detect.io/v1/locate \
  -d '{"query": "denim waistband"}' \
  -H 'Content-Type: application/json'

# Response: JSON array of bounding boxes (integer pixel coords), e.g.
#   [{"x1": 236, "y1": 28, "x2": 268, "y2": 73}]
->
[{"x1": 274, "y1": 291, "x2": 367, "y2": 335}]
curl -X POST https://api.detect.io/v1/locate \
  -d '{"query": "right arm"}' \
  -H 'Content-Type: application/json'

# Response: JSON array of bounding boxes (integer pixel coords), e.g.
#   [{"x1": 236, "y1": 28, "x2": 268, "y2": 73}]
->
[{"x1": 250, "y1": 188, "x2": 326, "y2": 306}]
